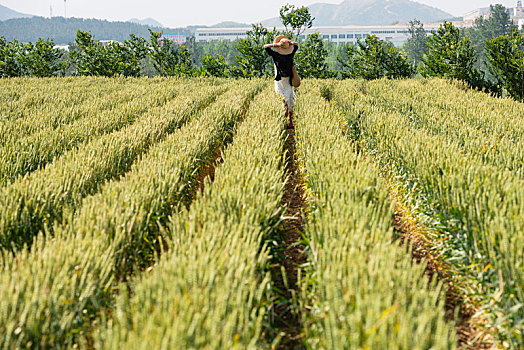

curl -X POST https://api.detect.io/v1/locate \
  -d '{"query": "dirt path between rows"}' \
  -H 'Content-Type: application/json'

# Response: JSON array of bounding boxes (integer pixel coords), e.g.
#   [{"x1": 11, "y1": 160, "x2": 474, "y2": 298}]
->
[
  {"x1": 393, "y1": 204, "x2": 493, "y2": 349},
  {"x1": 271, "y1": 115, "x2": 308, "y2": 349}
]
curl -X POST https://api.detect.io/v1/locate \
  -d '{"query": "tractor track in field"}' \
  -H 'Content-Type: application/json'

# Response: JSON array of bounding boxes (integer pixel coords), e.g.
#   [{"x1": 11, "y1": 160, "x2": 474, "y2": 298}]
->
[
  {"x1": 270, "y1": 113, "x2": 308, "y2": 349},
  {"x1": 392, "y1": 204, "x2": 493, "y2": 350}
]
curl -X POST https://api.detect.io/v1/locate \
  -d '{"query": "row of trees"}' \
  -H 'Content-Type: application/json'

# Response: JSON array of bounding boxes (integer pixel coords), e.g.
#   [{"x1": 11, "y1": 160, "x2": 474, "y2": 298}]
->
[
  {"x1": 2, "y1": 4, "x2": 524, "y2": 100},
  {"x1": 340, "y1": 4, "x2": 524, "y2": 100},
  {"x1": 0, "y1": 37, "x2": 64, "y2": 77},
  {"x1": 403, "y1": 5, "x2": 520, "y2": 97}
]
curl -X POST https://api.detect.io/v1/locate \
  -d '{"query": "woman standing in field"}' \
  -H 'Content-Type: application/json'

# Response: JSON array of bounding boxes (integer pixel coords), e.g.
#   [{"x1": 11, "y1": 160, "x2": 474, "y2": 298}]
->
[{"x1": 264, "y1": 35, "x2": 300, "y2": 120}]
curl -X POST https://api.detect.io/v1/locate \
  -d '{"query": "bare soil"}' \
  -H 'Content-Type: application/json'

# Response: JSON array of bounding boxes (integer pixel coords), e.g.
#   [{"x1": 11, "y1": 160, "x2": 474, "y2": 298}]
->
[{"x1": 271, "y1": 115, "x2": 308, "y2": 349}]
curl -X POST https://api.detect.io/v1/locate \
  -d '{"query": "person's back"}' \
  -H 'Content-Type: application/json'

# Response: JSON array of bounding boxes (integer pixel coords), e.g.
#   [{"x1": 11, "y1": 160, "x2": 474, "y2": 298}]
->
[{"x1": 264, "y1": 35, "x2": 299, "y2": 118}]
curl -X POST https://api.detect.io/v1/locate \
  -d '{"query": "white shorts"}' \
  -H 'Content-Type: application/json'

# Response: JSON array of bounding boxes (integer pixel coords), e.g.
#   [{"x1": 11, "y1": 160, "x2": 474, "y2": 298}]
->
[{"x1": 274, "y1": 77, "x2": 295, "y2": 109}]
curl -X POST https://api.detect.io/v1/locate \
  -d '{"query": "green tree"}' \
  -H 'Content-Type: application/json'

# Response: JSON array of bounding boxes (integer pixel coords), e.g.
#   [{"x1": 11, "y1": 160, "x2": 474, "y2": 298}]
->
[
  {"x1": 200, "y1": 39, "x2": 239, "y2": 66},
  {"x1": 339, "y1": 35, "x2": 414, "y2": 79},
  {"x1": 0, "y1": 37, "x2": 25, "y2": 77},
  {"x1": 325, "y1": 40, "x2": 347, "y2": 74},
  {"x1": 467, "y1": 4, "x2": 515, "y2": 81},
  {"x1": 486, "y1": 29, "x2": 524, "y2": 100},
  {"x1": 70, "y1": 30, "x2": 148, "y2": 77},
  {"x1": 279, "y1": 3, "x2": 315, "y2": 39},
  {"x1": 421, "y1": 22, "x2": 485, "y2": 88},
  {"x1": 470, "y1": 4, "x2": 515, "y2": 43},
  {"x1": 235, "y1": 24, "x2": 277, "y2": 78},
  {"x1": 24, "y1": 38, "x2": 63, "y2": 77},
  {"x1": 118, "y1": 34, "x2": 149, "y2": 77},
  {"x1": 69, "y1": 30, "x2": 101, "y2": 76},
  {"x1": 295, "y1": 33, "x2": 329, "y2": 78},
  {"x1": 184, "y1": 36, "x2": 204, "y2": 66},
  {"x1": 148, "y1": 30, "x2": 193, "y2": 77},
  {"x1": 402, "y1": 20, "x2": 428, "y2": 67},
  {"x1": 201, "y1": 53, "x2": 229, "y2": 78},
  {"x1": 0, "y1": 36, "x2": 62, "y2": 77}
]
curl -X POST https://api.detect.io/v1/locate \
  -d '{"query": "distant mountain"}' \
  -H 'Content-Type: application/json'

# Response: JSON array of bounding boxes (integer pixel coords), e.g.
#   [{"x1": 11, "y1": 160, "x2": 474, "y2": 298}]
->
[
  {"x1": 128, "y1": 17, "x2": 165, "y2": 28},
  {"x1": 0, "y1": 16, "x2": 190, "y2": 44},
  {"x1": 262, "y1": 0, "x2": 453, "y2": 27},
  {"x1": 0, "y1": 4, "x2": 33, "y2": 21},
  {"x1": 209, "y1": 21, "x2": 250, "y2": 28}
]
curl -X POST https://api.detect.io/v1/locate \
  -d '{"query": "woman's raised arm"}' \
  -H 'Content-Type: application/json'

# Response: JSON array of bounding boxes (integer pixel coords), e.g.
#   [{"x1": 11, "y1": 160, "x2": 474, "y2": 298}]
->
[{"x1": 264, "y1": 42, "x2": 282, "y2": 49}]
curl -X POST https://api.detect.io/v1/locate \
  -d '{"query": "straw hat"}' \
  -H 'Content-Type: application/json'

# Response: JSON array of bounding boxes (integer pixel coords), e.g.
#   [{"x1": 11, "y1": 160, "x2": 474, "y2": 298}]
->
[{"x1": 273, "y1": 35, "x2": 294, "y2": 55}]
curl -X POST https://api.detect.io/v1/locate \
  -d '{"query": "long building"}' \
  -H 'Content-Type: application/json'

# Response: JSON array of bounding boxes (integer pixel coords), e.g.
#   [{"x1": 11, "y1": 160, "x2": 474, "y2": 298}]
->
[
  {"x1": 463, "y1": 1, "x2": 524, "y2": 25},
  {"x1": 195, "y1": 23, "x2": 467, "y2": 46}
]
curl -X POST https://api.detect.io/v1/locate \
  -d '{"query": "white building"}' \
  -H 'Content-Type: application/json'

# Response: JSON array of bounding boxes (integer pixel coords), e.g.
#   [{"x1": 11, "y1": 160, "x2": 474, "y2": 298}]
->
[
  {"x1": 509, "y1": 1, "x2": 524, "y2": 18},
  {"x1": 463, "y1": 1, "x2": 524, "y2": 25},
  {"x1": 195, "y1": 23, "x2": 457, "y2": 47},
  {"x1": 463, "y1": 7, "x2": 492, "y2": 23}
]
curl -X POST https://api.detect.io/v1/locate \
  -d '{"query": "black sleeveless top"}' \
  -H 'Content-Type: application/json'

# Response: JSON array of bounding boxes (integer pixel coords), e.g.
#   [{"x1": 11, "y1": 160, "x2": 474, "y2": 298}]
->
[{"x1": 265, "y1": 45, "x2": 298, "y2": 83}]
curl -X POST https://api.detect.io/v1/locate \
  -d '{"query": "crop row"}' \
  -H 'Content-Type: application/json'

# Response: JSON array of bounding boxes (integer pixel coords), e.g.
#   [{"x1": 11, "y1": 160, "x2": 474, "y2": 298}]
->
[
  {"x1": 294, "y1": 82, "x2": 456, "y2": 349},
  {"x1": 2, "y1": 76, "x2": 520, "y2": 348},
  {"x1": 96, "y1": 87, "x2": 287, "y2": 349},
  {"x1": 351, "y1": 79, "x2": 523, "y2": 177},
  {"x1": 0, "y1": 80, "x2": 265, "y2": 347},
  {"x1": 0, "y1": 77, "x2": 116, "y2": 119},
  {"x1": 0, "y1": 78, "x2": 202, "y2": 185},
  {"x1": 0, "y1": 81, "x2": 226, "y2": 252},
  {"x1": 0, "y1": 78, "x2": 152, "y2": 144},
  {"x1": 332, "y1": 79, "x2": 523, "y2": 346}
]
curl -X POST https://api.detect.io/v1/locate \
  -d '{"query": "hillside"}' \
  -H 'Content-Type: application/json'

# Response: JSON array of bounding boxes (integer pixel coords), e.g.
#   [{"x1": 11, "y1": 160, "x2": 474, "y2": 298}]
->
[
  {"x1": 0, "y1": 16, "x2": 189, "y2": 44},
  {"x1": 262, "y1": 0, "x2": 453, "y2": 27},
  {"x1": 210, "y1": 21, "x2": 250, "y2": 28},
  {"x1": 0, "y1": 4, "x2": 33, "y2": 21},
  {"x1": 128, "y1": 17, "x2": 165, "y2": 27}
]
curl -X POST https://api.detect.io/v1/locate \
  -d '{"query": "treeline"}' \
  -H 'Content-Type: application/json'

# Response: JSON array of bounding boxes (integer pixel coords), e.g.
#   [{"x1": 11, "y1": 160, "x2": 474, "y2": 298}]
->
[
  {"x1": 2, "y1": 4, "x2": 524, "y2": 100},
  {"x1": 403, "y1": 5, "x2": 520, "y2": 96},
  {"x1": 0, "y1": 16, "x2": 188, "y2": 44}
]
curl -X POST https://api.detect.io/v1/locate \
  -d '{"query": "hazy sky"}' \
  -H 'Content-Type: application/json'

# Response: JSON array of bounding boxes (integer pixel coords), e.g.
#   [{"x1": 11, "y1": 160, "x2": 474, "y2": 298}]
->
[{"x1": 1, "y1": 1, "x2": 519, "y2": 27}]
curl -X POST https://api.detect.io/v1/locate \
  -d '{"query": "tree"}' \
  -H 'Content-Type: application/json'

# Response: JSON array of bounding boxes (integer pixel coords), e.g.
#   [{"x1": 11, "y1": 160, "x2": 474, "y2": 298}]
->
[
  {"x1": 325, "y1": 40, "x2": 347, "y2": 74},
  {"x1": 402, "y1": 20, "x2": 428, "y2": 67},
  {"x1": 24, "y1": 38, "x2": 63, "y2": 77},
  {"x1": 421, "y1": 22, "x2": 485, "y2": 88},
  {"x1": 201, "y1": 39, "x2": 239, "y2": 66},
  {"x1": 279, "y1": 3, "x2": 314, "y2": 39},
  {"x1": 184, "y1": 36, "x2": 204, "y2": 66},
  {"x1": 467, "y1": 4, "x2": 515, "y2": 82},
  {"x1": 486, "y1": 29, "x2": 524, "y2": 100},
  {"x1": 294, "y1": 33, "x2": 329, "y2": 78},
  {"x1": 0, "y1": 37, "x2": 25, "y2": 77},
  {"x1": 234, "y1": 24, "x2": 277, "y2": 78},
  {"x1": 70, "y1": 30, "x2": 148, "y2": 77},
  {"x1": 201, "y1": 53, "x2": 229, "y2": 78},
  {"x1": 339, "y1": 35, "x2": 414, "y2": 79},
  {"x1": 69, "y1": 30, "x2": 100, "y2": 76},
  {"x1": 472, "y1": 4, "x2": 514, "y2": 40},
  {"x1": 119, "y1": 34, "x2": 149, "y2": 77},
  {"x1": 148, "y1": 30, "x2": 193, "y2": 77},
  {"x1": 0, "y1": 36, "x2": 62, "y2": 77}
]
